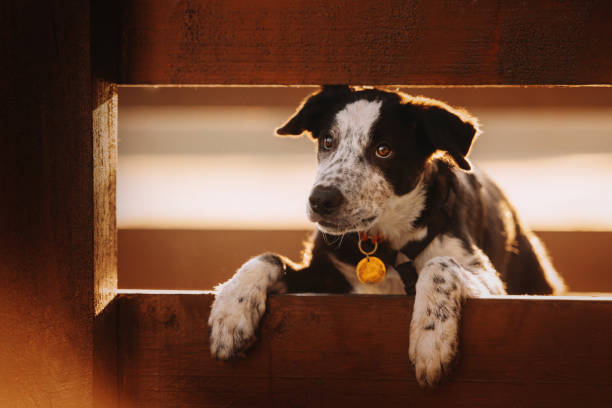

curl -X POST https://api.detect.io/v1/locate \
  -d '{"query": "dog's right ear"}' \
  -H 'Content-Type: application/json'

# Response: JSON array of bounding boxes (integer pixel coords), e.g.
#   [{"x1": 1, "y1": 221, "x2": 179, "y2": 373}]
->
[
  {"x1": 417, "y1": 102, "x2": 479, "y2": 171},
  {"x1": 276, "y1": 85, "x2": 352, "y2": 137}
]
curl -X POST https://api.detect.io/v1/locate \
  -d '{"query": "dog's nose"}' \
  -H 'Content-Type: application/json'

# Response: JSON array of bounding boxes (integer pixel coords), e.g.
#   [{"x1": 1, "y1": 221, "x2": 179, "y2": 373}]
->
[{"x1": 309, "y1": 186, "x2": 345, "y2": 216}]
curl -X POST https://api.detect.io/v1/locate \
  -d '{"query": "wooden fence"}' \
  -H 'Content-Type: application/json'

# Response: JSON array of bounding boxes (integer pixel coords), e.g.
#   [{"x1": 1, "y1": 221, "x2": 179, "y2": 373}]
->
[{"x1": 2, "y1": 1, "x2": 612, "y2": 406}]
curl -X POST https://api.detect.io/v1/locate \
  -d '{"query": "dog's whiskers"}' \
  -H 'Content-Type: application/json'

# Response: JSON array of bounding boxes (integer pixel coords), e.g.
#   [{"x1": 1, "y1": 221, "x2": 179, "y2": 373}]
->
[
  {"x1": 322, "y1": 232, "x2": 341, "y2": 246},
  {"x1": 338, "y1": 233, "x2": 346, "y2": 248}
]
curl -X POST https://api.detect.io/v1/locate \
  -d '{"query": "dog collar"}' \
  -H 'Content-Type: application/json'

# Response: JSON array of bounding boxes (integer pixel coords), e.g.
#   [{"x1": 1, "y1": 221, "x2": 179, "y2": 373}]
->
[
  {"x1": 355, "y1": 221, "x2": 446, "y2": 295},
  {"x1": 358, "y1": 231, "x2": 384, "y2": 243},
  {"x1": 355, "y1": 232, "x2": 418, "y2": 293},
  {"x1": 355, "y1": 233, "x2": 386, "y2": 284}
]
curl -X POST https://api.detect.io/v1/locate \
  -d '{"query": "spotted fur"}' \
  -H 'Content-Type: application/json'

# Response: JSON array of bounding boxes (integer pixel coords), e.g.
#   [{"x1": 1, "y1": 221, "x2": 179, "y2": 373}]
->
[
  {"x1": 208, "y1": 86, "x2": 566, "y2": 387},
  {"x1": 309, "y1": 99, "x2": 395, "y2": 234},
  {"x1": 208, "y1": 254, "x2": 284, "y2": 359}
]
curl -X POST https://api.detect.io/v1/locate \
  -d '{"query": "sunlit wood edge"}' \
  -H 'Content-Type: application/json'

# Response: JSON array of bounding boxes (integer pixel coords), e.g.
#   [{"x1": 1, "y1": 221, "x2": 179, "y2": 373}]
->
[{"x1": 117, "y1": 84, "x2": 612, "y2": 88}]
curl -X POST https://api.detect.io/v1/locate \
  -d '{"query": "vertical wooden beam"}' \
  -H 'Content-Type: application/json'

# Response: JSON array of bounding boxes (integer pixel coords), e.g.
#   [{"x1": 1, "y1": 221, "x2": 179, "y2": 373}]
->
[
  {"x1": 92, "y1": 0, "x2": 120, "y2": 407},
  {"x1": 92, "y1": 14, "x2": 120, "y2": 408},
  {"x1": 93, "y1": 46, "x2": 118, "y2": 318},
  {"x1": 0, "y1": 1, "x2": 94, "y2": 406},
  {"x1": 92, "y1": 83, "x2": 119, "y2": 408},
  {"x1": 0, "y1": 1, "x2": 118, "y2": 406}
]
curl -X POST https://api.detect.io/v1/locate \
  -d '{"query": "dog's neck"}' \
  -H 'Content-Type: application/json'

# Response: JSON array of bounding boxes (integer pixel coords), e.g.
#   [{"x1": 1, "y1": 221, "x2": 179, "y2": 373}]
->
[
  {"x1": 370, "y1": 159, "x2": 455, "y2": 250},
  {"x1": 370, "y1": 183, "x2": 427, "y2": 250}
]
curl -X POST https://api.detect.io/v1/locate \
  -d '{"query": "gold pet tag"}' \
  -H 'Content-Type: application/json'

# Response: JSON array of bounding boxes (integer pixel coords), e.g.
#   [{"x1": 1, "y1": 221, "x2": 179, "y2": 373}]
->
[
  {"x1": 356, "y1": 256, "x2": 386, "y2": 284},
  {"x1": 356, "y1": 239, "x2": 387, "y2": 284}
]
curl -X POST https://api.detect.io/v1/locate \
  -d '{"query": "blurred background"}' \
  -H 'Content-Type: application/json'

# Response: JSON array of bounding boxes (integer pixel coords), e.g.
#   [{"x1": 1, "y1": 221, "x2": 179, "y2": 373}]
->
[{"x1": 117, "y1": 87, "x2": 612, "y2": 292}]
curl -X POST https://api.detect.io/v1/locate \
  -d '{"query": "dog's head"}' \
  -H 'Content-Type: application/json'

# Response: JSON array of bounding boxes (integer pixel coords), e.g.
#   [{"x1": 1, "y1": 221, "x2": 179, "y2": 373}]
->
[{"x1": 277, "y1": 86, "x2": 479, "y2": 237}]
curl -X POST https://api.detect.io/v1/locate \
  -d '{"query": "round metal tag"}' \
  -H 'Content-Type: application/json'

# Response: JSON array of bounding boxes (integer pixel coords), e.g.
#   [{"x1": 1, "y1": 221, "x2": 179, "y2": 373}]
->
[{"x1": 356, "y1": 256, "x2": 386, "y2": 284}]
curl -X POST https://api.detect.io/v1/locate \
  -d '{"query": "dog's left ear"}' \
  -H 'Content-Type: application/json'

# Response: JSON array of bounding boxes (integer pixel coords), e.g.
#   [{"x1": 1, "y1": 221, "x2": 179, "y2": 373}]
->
[
  {"x1": 276, "y1": 85, "x2": 352, "y2": 137},
  {"x1": 419, "y1": 104, "x2": 479, "y2": 171}
]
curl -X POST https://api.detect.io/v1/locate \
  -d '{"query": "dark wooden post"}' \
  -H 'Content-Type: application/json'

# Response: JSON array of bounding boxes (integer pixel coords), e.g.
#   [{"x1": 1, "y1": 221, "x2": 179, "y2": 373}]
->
[{"x1": 0, "y1": 1, "x2": 118, "y2": 406}]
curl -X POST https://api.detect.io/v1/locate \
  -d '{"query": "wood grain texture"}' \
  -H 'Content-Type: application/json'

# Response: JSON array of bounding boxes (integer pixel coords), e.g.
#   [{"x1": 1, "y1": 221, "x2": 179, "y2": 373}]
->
[
  {"x1": 94, "y1": 297, "x2": 119, "y2": 408},
  {"x1": 117, "y1": 293, "x2": 612, "y2": 407},
  {"x1": 0, "y1": 1, "x2": 120, "y2": 406},
  {"x1": 92, "y1": 0, "x2": 120, "y2": 314},
  {"x1": 92, "y1": 88, "x2": 119, "y2": 408},
  {"x1": 120, "y1": 0, "x2": 612, "y2": 85},
  {"x1": 0, "y1": 1, "x2": 95, "y2": 406},
  {"x1": 93, "y1": 81, "x2": 118, "y2": 316},
  {"x1": 92, "y1": 2, "x2": 121, "y2": 406},
  {"x1": 117, "y1": 229, "x2": 612, "y2": 292},
  {"x1": 93, "y1": 77, "x2": 120, "y2": 408}
]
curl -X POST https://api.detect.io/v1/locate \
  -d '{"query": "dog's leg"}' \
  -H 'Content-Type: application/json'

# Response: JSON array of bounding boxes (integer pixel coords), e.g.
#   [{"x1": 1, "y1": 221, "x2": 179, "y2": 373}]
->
[
  {"x1": 409, "y1": 255, "x2": 504, "y2": 387},
  {"x1": 208, "y1": 249, "x2": 343, "y2": 359},
  {"x1": 208, "y1": 254, "x2": 286, "y2": 359}
]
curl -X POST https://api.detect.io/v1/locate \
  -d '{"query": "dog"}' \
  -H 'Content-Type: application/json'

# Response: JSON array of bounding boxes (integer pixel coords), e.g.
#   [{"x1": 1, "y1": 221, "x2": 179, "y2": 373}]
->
[{"x1": 208, "y1": 85, "x2": 565, "y2": 387}]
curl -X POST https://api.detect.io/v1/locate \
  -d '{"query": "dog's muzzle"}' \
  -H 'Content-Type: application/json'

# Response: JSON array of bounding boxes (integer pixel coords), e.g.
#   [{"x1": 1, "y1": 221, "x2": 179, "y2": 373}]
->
[{"x1": 308, "y1": 185, "x2": 345, "y2": 216}]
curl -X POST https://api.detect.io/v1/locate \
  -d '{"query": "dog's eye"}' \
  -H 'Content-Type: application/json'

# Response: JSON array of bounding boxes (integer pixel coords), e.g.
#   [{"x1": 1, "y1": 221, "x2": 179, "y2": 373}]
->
[
  {"x1": 375, "y1": 143, "x2": 392, "y2": 158},
  {"x1": 321, "y1": 136, "x2": 334, "y2": 151}
]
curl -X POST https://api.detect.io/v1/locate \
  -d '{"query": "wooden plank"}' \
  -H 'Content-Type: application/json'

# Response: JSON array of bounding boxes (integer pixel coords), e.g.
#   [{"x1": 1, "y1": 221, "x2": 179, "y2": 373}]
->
[
  {"x1": 93, "y1": 35, "x2": 119, "y2": 316},
  {"x1": 92, "y1": 1, "x2": 121, "y2": 406},
  {"x1": 537, "y1": 231, "x2": 612, "y2": 292},
  {"x1": 92, "y1": 44, "x2": 120, "y2": 408},
  {"x1": 117, "y1": 293, "x2": 612, "y2": 407},
  {"x1": 0, "y1": 1, "x2": 96, "y2": 406},
  {"x1": 118, "y1": 229, "x2": 311, "y2": 290},
  {"x1": 117, "y1": 229, "x2": 612, "y2": 292},
  {"x1": 94, "y1": 297, "x2": 119, "y2": 408},
  {"x1": 120, "y1": 0, "x2": 612, "y2": 85}
]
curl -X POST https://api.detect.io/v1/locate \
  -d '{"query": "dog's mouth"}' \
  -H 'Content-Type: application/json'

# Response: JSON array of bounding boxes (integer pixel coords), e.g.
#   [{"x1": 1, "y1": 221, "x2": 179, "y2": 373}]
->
[{"x1": 316, "y1": 215, "x2": 378, "y2": 235}]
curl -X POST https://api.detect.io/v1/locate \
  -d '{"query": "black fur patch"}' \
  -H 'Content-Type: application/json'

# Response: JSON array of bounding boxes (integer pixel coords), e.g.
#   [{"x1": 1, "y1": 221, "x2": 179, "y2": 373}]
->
[
  {"x1": 432, "y1": 275, "x2": 446, "y2": 284},
  {"x1": 260, "y1": 253, "x2": 283, "y2": 267}
]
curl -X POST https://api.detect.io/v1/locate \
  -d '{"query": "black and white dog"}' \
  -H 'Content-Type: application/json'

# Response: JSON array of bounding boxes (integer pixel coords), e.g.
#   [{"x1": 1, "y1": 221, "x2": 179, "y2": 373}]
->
[{"x1": 208, "y1": 86, "x2": 565, "y2": 386}]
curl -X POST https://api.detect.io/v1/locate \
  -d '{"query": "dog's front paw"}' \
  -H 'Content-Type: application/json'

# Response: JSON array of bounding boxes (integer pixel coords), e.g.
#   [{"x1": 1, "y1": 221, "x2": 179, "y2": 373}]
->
[
  {"x1": 409, "y1": 256, "x2": 463, "y2": 387},
  {"x1": 208, "y1": 287, "x2": 265, "y2": 360},
  {"x1": 408, "y1": 312, "x2": 459, "y2": 387},
  {"x1": 208, "y1": 255, "x2": 283, "y2": 359}
]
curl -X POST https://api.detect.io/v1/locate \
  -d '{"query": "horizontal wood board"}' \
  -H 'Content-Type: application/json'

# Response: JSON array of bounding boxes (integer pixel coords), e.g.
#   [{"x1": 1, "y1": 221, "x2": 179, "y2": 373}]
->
[
  {"x1": 118, "y1": 229, "x2": 612, "y2": 292},
  {"x1": 120, "y1": 0, "x2": 612, "y2": 85},
  {"x1": 118, "y1": 293, "x2": 612, "y2": 407}
]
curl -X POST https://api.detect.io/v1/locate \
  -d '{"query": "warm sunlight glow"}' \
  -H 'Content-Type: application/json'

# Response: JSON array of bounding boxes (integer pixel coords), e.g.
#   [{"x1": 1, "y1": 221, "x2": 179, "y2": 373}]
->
[
  {"x1": 118, "y1": 94, "x2": 612, "y2": 232},
  {"x1": 118, "y1": 154, "x2": 315, "y2": 229},
  {"x1": 118, "y1": 152, "x2": 612, "y2": 230}
]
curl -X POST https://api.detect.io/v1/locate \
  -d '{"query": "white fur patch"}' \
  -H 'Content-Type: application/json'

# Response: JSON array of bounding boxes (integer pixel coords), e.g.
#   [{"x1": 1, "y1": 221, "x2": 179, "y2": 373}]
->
[
  {"x1": 372, "y1": 183, "x2": 428, "y2": 249},
  {"x1": 208, "y1": 255, "x2": 283, "y2": 359},
  {"x1": 414, "y1": 235, "x2": 466, "y2": 271},
  {"x1": 330, "y1": 254, "x2": 406, "y2": 295},
  {"x1": 334, "y1": 99, "x2": 382, "y2": 151},
  {"x1": 415, "y1": 235, "x2": 505, "y2": 295}
]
